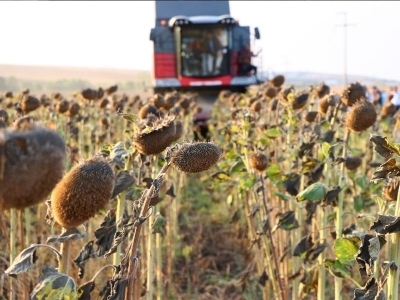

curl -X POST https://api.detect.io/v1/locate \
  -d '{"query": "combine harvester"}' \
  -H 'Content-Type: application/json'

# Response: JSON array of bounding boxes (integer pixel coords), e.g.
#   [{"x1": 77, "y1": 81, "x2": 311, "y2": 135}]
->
[{"x1": 149, "y1": 0, "x2": 262, "y2": 117}]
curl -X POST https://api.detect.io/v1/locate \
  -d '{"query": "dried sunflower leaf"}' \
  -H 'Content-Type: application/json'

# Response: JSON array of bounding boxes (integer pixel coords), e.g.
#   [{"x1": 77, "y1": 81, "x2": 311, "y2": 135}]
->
[
  {"x1": 305, "y1": 242, "x2": 327, "y2": 263},
  {"x1": 165, "y1": 182, "x2": 176, "y2": 198},
  {"x1": 107, "y1": 277, "x2": 129, "y2": 300},
  {"x1": 258, "y1": 270, "x2": 269, "y2": 286},
  {"x1": 47, "y1": 227, "x2": 85, "y2": 244},
  {"x1": 370, "y1": 134, "x2": 400, "y2": 158},
  {"x1": 356, "y1": 234, "x2": 386, "y2": 277},
  {"x1": 305, "y1": 201, "x2": 318, "y2": 224},
  {"x1": 274, "y1": 211, "x2": 299, "y2": 232},
  {"x1": 78, "y1": 281, "x2": 95, "y2": 300},
  {"x1": 293, "y1": 235, "x2": 313, "y2": 258},
  {"x1": 94, "y1": 210, "x2": 117, "y2": 256},
  {"x1": 298, "y1": 142, "x2": 316, "y2": 159},
  {"x1": 370, "y1": 158, "x2": 400, "y2": 183},
  {"x1": 370, "y1": 214, "x2": 400, "y2": 234},
  {"x1": 109, "y1": 142, "x2": 128, "y2": 169},
  {"x1": 353, "y1": 277, "x2": 386, "y2": 300},
  {"x1": 74, "y1": 241, "x2": 96, "y2": 279},
  {"x1": 283, "y1": 173, "x2": 300, "y2": 196},
  {"x1": 5, "y1": 245, "x2": 40, "y2": 278},
  {"x1": 112, "y1": 170, "x2": 135, "y2": 198},
  {"x1": 322, "y1": 186, "x2": 342, "y2": 207},
  {"x1": 322, "y1": 130, "x2": 336, "y2": 144}
]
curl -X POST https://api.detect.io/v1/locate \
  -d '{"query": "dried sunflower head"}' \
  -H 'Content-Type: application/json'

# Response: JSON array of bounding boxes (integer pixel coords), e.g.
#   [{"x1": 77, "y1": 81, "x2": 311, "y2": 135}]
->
[
  {"x1": 250, "y1": 151, "x2": 268, "y2": 172},
  {"x1": 341, "y1": 82, "x2": 366, "y2": 107},
  {"x1": 167, "y1": 141, "x2": 222, "y2": 173},
  {"x1": 0, "y1": 124, "x2": 66, "y2": 210},
  {"x1": 51, "y1": 155, "x2": 115, "y2": 228},
  {"x1": 345, "y1": 98, "x2": 377, "y2": 132},
  {"x1": 133, "y1": 115, "x2": 177, "y2": 155}
]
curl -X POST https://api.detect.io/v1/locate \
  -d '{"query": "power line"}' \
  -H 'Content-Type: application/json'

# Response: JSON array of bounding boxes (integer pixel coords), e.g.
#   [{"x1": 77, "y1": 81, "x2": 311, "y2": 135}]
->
[{"x1": 336, "y1": 12, "x2": 355, "y2": 87}]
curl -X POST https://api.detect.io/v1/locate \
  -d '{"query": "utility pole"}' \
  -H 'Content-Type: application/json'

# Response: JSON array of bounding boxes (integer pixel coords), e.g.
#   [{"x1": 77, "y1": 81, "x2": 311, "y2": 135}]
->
[{"x1": 336, "y1": 12, "x2": 355, "y2": 88}]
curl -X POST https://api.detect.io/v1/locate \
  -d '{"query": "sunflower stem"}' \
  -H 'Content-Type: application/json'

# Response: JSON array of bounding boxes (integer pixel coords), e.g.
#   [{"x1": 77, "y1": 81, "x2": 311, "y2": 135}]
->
[
  {"x1": 318, "y1": 163, "x2": 330, "y2": 300},
  {"x1": 387, "y1": 184, "x2": 400, "y2": 300},
  {"x1": 125, "y1": 162, "x2": 171, "y2": 300},
  {"x1": 113, "y1": 151, "x2": 136, "y2": 266},
  {"x1": 58, "y1": 228, "x2": 71, "y2": 275},
  {"x1": 9, "y1": 208, "x2": 17, "y2": 300},
  {"x1": 335, "y1": 129, "x2": 350, "y2": 300}
]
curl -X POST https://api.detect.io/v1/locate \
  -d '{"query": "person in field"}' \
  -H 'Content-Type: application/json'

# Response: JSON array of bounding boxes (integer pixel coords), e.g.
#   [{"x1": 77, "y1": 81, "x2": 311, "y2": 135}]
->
[
  {"x1": 204, "y1": 30, "x2": 223, "y2": 75},
  {"x1": 238, "y1": 43, "x2": 260, "y2": 76},
  {"x1": 370, "y1": 86, "x2": 383, "y2": 106},
  {"x1": 188, "y1": 37, "x2": 205, "y2": 75},
  {"x1": 390, "y1": 86, "x2": 400, "y2": 111}
]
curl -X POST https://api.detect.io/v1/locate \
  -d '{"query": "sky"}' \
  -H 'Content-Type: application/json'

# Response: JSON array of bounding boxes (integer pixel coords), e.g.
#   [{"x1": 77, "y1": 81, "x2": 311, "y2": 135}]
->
[{"x1": 0, "y1": 1, "x2": 400, "y2": 81}]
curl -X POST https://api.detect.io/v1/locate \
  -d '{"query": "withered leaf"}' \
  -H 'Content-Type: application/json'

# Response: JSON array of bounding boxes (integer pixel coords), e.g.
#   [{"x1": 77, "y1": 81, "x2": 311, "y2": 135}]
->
[
  {"x1": 94, "y1": 210, "x2": 116, "y2": 256},
  {"x1": 353, "y1": 277, "x2": 386, "y2": 300},
  {"x1": 343, "y1": 223, "x2": 357, "y2": 235},
  {"x1": 323, "y1": 130, "x2": 336, "y2": 144},
  {"x1": 5, "y1": 244, "x2": 40, "y2": 278},
  {"x1": 305, "y1": 243, "x2": 327, "y2": 263},
  {"x1": 104, "y1": 221, "x2": 136, "y2": 258},
  {"x1": 370, "y1": 214, "x2": 400, "y2": 234},
  {"x1": 293, "y1": 235, "x2": 313, "y2": 258},
  {"x1": 78, "y1": 281, "x2": 95, "y2": 300},
  {"x1": 293, "y1": 234, "x2": 327, "y2": 263},
  {"x1": 273, "y1": 211, "x2": 299, "y2": 232},
  {"x1": 74, "y1": 241, "x2": 96, "y2": 279},
  {"x1": 356, "y1": 234, "x2": 386, "y2": 277},
  {"x1": 331, "y1": 157, "x2": 346, "y2": 166},
  {"x1": 109, "y1": 142, "x2": 128, "y2": 170},
  {"x1": 258, "y1": 270, "x2": 269, "y2": 287},
  {"x1": 298, "y1": 142, "x2": 316, "y2": 159},
  {"x1": 305, "y1": 201, "x2": 318, "y2": 224},
  {"x1": 165, "y1": 181, "x2": 176, "y2": 198},
  {"x1": 99, "y1": 279, "x2": 112, "y2": 300},
  {"x1": 107, "y1": 277, "x2": 129, "y2": 300},
  {"x1": 370, "y1": 134, "x2": 400, "y2": 158},
  {"x1": 309, "y1": 162, "x2": 325, "y2": 183},
  {"x1": 370, "y1": 158, "x2": 400, "y2": 183},
  {"x1": 112, "y1": 170, "x2": 135, "y2": 198},
  {"x1": 47, "y1": 227, "x2": 85, "y2": 244},
  {"x1": 283, "y1": 173, "x2": 300, "y2": 196},
  {"x1": 322, "y1": 186, "x2": 342, "y2": 207}
]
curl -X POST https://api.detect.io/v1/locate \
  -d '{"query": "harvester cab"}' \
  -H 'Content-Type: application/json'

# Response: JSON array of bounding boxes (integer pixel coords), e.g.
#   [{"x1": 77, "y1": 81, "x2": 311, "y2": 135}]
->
[{"x1": 150, "y1": 0, "x2": 261, "y2": 94}]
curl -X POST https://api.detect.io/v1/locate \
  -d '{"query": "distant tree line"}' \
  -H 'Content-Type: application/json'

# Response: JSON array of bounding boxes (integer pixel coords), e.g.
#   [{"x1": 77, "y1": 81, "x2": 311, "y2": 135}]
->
[{"x1": 0, "y1": 76, "x2": 151, "y2": 93}]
